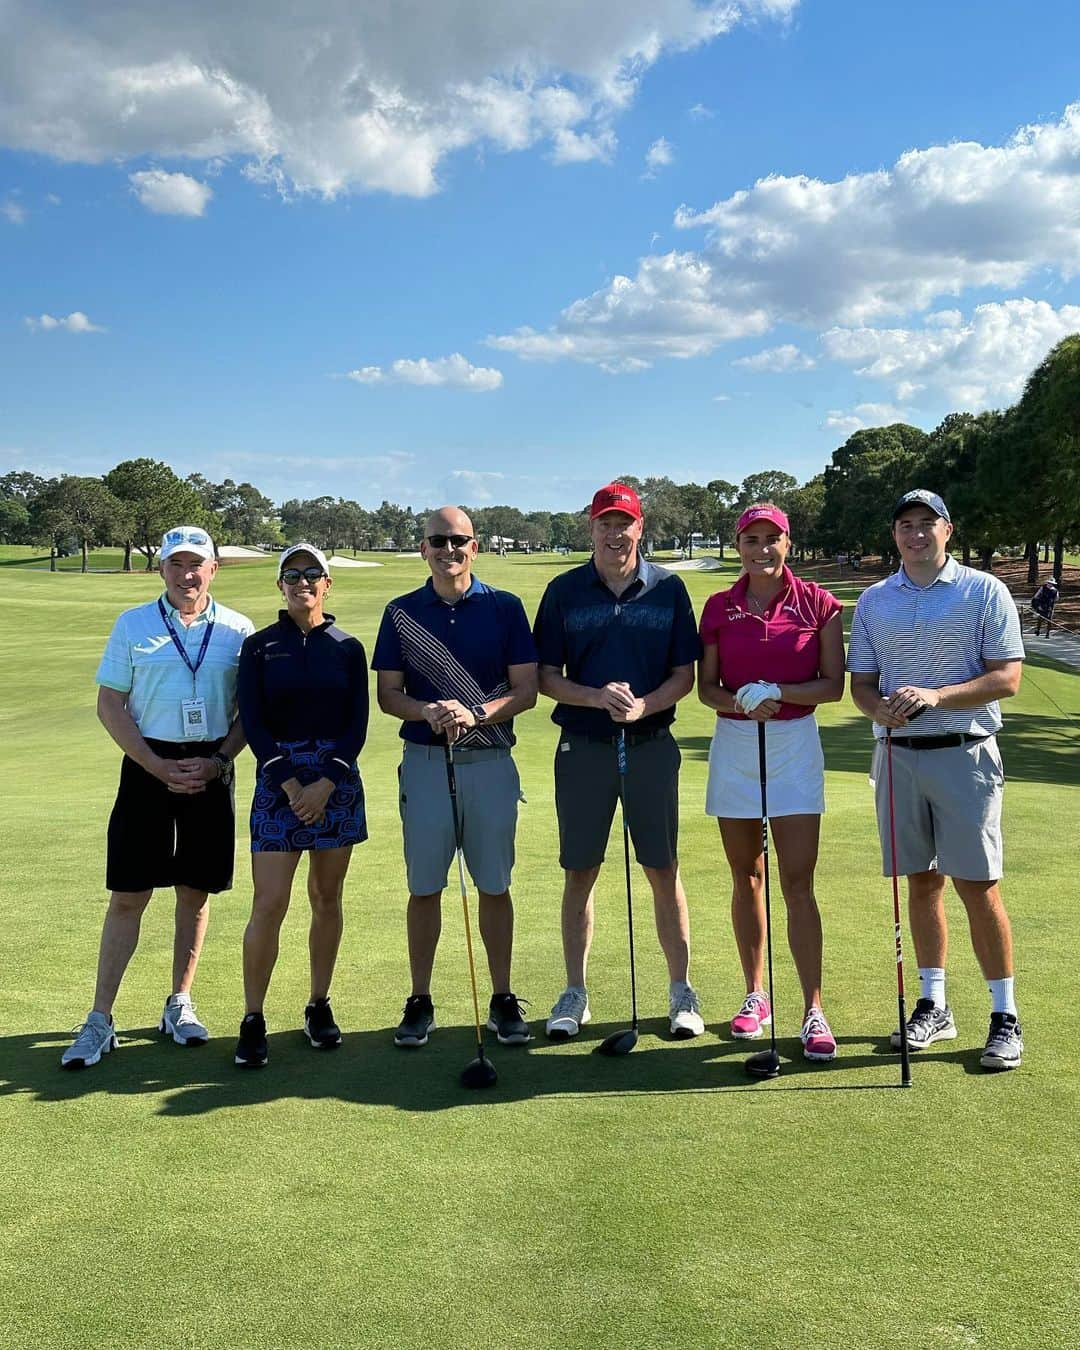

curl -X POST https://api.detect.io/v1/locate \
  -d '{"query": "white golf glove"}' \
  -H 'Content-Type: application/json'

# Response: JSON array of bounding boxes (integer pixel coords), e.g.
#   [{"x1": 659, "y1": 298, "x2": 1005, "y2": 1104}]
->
[{"x1": 735, "y1": 681, "x2": 782, "y2": 714}]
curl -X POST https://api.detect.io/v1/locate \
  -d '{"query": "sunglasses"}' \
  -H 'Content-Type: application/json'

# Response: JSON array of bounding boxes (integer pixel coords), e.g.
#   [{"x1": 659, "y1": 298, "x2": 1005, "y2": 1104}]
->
[
  {"x1": 426, "y1": 534, "x2": 474, "y2": 549},
  {"x1": 165, "y1": 529, "x2": 210, "y2": 546},
  {"x1": 280, "y1": 566, "x2": 327, "y2": 584}
]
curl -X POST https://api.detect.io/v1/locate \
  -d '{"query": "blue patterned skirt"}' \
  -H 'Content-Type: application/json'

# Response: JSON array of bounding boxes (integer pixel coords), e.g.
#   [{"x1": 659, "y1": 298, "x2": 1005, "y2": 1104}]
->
[{"x1": 250, "y1": 739, "x2": 367, "y2": 853}]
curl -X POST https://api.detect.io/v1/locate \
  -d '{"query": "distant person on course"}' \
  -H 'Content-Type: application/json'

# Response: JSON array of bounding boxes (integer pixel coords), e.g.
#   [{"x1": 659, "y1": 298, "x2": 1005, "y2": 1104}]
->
[
  {"x1": 697, "y1": 503, "x2": 845, "y2": 1062},
  {"x1": 848, "y1": 490, "x2": 1026, "y2": 1071},
  {"x1": 1031, "y1": 575, "x2": 1059, "y2": 637},
  {"x1": 533, "y1": 482, "x2": 705, "y2": 1042},
  {"x1": 372, "y1": 507, "x2": 538, "y2": 1050},
  {"x1": 62, "y1": 526, "x2": 253, "y2": 1069},
  {"x1": 233, "y1": 544, "x2": 369, "y2": 1069}
]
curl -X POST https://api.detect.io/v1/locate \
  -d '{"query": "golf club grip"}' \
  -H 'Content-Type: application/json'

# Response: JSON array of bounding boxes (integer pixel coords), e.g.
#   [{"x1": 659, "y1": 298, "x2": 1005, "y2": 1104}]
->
[{"x1": 616, "y1": 729, "x2": 627, "y2": 776}]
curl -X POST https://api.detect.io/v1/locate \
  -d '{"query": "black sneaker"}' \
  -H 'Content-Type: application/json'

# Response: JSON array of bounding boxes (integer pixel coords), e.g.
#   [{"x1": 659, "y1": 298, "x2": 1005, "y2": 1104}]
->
[
  {"x1": 304, "y1": 997, "x2": 342, "y2": 1049},
  {"x1": 394, "y1": 995, "x2": 435, "y2": 1047},
  {"x1": 980, "y1": 1012, "x2": 1023, "y2": 1071},
  {"x1": 890, "y1": 998, "x2": 958, "y2": 1050},
  {"x1": 235, "y1": 1012, "x2": 268, "y2": 1068},
  {"x1": 487, "y1": 992, "x2": 531, "y2": 1045}
]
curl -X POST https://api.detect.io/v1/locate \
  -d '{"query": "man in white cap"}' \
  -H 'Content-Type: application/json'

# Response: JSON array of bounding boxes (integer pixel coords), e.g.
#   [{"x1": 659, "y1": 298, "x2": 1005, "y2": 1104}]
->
[
  {"x1": 848, "y1": 490, "x2": 1026, "y2": 1071},
  {"x1": 61, "y1": 525, "x2": 254, "y2": 1069}
]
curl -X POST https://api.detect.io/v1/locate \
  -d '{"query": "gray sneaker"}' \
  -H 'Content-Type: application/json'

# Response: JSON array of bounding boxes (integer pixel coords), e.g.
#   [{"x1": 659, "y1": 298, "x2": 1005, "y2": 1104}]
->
[
  {"x1": 669, "y1": 984, "x2": 705, "y2": 1038},
  {"x1": 61, "y1": 1011, "x2": 118, "y2": 1069},
  {"x1": 980, "y1": 1012, "x2": 1023, "y2": 1071},
  {"x1": 545, "y1": 987, "x2": 590, "y2": 1040},
  {"x1": 159, "y1": 992, "x2": 209, "y2": 1046},
  {"x1": 890, "y1": 998, "x2": 957, "y2": 1050}
]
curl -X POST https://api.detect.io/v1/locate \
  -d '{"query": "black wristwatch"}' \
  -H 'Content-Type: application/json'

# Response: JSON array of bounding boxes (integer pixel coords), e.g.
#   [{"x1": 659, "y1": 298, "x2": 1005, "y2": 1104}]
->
[
  {"x1": 471, "y1": 703, "x2": 488, "y2": 725},
  {"x1": 212, "y1": 751, "x2": 234, "y2": 787}
]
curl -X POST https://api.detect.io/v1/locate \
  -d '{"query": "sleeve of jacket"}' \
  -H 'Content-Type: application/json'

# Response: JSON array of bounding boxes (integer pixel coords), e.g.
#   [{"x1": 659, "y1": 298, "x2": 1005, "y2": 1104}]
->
[
  {"x1": 325, "y1": 638, "x2": 370, "y2": 784},
  {"x1": 238, "y1": 633, "x2": 293, "y2": 792}
]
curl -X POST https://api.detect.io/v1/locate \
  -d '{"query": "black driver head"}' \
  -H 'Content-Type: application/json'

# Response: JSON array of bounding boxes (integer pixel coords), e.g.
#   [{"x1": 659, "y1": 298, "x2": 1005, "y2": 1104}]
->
[
  {"x1": 596, "y1": 1028, "x2": 639, "y2": 1057},
  {"x1": 461, "y1": 1054, "x2": 498, "y2": 1089},
  {"x1": 745, "y1": 1048, "x2": 781, "y2": 1080}
]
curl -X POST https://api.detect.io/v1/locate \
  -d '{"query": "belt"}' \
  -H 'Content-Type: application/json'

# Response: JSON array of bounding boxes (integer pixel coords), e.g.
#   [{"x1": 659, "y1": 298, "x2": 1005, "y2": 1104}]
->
[
  {"x1": 888, "y1": 732, "x2": 992, "y2": 750},
  {"x1": 404, "y1": 742, "x2": 510, "y2": 762},
  {"x1": 580, "y1": 727, "x2": 668, "y2": 746}
]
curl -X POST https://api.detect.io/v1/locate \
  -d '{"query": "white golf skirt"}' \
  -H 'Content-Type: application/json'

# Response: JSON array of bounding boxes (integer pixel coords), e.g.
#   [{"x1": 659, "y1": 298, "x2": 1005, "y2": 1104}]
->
[{"x1": 705, "y1": 715, "x2": 826, "y2": 819}]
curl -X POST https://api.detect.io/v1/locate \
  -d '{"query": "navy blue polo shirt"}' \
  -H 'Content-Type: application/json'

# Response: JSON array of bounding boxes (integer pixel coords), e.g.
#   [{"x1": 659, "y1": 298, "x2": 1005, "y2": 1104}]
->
[
  {"x1": 533, "y1": 558, "x2": 701, "y2": 737},
  {"x1": 372, "y1": 577, "x2": 537, "y2": 747}
]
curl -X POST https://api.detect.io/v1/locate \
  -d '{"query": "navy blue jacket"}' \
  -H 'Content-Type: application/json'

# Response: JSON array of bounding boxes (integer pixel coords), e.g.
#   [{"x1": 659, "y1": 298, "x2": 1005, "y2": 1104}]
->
[{"x1": 238, "y1": 612, "x2": 368, "y2": 791}]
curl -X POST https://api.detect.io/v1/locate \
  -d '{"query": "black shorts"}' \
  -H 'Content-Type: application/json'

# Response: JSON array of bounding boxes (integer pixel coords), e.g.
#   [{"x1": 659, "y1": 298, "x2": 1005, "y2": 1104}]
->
[
  {"x1": 106, "y1": 739, "x2": 236, "y2": 894},
  {"x1": 554, "y1": 729, "x2": 681, "y2": 870}
]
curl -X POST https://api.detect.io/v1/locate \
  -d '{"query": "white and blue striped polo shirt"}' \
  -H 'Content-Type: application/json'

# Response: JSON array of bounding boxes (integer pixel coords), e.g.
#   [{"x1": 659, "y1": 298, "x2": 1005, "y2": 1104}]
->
[
  {"x1": 847, "y1": 556, "x2": 1024, "y2": 738},
  {"x1": 96, "y1": 594, "x2": 254, "y2": 741}
]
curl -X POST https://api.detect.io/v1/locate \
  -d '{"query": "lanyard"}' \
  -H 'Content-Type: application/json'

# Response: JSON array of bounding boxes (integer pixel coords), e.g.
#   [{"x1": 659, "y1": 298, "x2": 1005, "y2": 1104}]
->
[{"x1": 158, "y1": 598, "x2": 215, "y2": 689}]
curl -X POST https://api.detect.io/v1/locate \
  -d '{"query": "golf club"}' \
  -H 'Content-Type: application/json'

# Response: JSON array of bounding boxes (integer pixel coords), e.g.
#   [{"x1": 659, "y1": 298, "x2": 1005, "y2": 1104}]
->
[
  {"x1": 444, "y1": 742, "x2": 497, "y2": 1089},
  {"x1": 598, "y1": 729, "x2": 639, "y2": 1056},
  {"x1": 885, "y1": 701, "x2": 924, "y2": 1089},
  {"x1": 745, "y1": 720, "x2": 781, "y2": 1080}
]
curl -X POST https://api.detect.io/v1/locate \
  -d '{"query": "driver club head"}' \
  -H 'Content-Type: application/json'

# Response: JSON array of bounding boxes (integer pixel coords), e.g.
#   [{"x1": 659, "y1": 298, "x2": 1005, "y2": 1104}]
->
[
  {"x1": 461, "y1": 1055, "x2": 498, "y2": 1089},
  {"x1": 744, "y1": 1048, "x2": 781, "y2": 1080},
  {"x1": 596, "y1": 1028, "x2": 639, "y2": 1057}
]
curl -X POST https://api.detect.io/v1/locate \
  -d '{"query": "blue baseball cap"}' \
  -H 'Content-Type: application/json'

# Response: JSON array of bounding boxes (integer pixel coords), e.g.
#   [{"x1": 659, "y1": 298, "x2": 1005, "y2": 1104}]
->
[{"x1": 892, "y1": 489, "x2": 951, "y2": 523}]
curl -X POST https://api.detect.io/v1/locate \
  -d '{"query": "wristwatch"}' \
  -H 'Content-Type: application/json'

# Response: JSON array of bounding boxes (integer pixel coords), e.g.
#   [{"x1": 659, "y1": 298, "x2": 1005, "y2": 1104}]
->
[
  {"x1": 211, "y1": 751, "x2": 235, "y2": 787},
  {"x1": 471, "y1": 704, "x2": 488, "y2": 725}
]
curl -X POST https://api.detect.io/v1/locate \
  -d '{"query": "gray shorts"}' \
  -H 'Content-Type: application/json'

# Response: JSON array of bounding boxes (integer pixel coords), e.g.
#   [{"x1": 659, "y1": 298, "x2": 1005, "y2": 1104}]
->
[
  {"x1": 872, "y1": 735, "x2": 1004, "y2": 881},
  {"x1": 399, "y1": 744, "x2": 520, "y2": 895},
  {"x1": 554, "y1": 729, "x2": 680, "y2": 871}
]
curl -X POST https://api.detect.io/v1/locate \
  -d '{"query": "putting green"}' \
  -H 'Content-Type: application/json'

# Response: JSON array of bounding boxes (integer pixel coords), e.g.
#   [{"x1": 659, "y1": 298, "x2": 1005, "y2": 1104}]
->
[{"x1": 1, "y1": 551, "x2": 1077, "y2": 1349}]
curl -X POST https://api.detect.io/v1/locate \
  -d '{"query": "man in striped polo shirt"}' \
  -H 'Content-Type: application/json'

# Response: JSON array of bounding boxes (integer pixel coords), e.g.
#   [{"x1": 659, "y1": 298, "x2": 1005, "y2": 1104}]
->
[
  {"x1": 373, "y1": 506, "x2": 538, "y2": 1050},
  {"x1": 848, "y1": 490, "x2": 1025, "y2": 1070}
]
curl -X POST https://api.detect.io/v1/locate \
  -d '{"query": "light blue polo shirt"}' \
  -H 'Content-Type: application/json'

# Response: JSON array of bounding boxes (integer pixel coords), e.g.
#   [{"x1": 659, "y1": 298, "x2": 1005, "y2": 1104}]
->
[
  {"x1": 847, "y1": 556, "x2": 1024, "y2": 738},
  {"x1": 96, "y1": 594, "x2": 254, "y2": 741}
]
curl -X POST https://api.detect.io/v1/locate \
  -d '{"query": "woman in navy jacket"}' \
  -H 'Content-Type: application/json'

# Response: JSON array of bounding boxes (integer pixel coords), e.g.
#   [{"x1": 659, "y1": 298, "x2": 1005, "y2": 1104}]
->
[{"x1": 234, "y1": 543, "x2": 368, "y2": 1066}]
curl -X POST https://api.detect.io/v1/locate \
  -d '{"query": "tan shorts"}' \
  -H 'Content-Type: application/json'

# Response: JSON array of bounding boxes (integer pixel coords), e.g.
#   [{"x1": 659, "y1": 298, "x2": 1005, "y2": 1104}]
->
[{"x1": 871, "y1": 735, "x2": 1004, "y2": 881}]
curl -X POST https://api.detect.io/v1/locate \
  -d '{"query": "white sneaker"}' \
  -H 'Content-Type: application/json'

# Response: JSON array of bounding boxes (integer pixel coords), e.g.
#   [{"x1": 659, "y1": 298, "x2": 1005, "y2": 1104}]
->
[
  {"x1": 160, "y1": 992, "x2": 209, "y2": 1046},
  {"x1": 669, "y1": 984, "x2": 705, "y2": 1039},
  {"x1": 61, "y1": 1011, "x2": 118, "y2": 1069},
  {"x1": 546, "y1": 987, "x2": 591, "y2": 1039}
]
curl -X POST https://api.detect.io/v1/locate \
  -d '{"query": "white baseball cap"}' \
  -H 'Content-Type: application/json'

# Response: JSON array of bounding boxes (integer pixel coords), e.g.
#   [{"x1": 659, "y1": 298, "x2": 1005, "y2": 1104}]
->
[
  {"x1": 160, "y1": 525, "x2": 216, "y2": 562},
  {"x1": 278, "y1": 542, "x2": 331, "y2": 578}
]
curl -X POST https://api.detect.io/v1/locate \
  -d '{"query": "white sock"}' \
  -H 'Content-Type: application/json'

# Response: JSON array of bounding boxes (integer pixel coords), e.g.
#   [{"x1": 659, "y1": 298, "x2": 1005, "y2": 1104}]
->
[
  {"x1": 989, "y1": 977, "x2": 1017, "y2": 1016},
  {"x1": 918, "y1": 967, "x2": 947, "y2": 1007}
]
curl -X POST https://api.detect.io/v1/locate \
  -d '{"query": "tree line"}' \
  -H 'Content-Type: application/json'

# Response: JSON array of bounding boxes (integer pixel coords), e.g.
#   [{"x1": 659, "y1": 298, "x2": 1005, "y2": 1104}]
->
[{"x1": 3, "y1": 336, "x2": 1078, "y2": 577}]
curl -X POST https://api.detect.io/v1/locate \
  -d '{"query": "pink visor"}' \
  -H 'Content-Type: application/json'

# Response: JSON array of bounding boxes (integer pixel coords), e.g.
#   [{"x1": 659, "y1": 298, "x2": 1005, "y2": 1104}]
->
[{"x1": 736, "y1": 505, "x2": 790, "y2": 537}]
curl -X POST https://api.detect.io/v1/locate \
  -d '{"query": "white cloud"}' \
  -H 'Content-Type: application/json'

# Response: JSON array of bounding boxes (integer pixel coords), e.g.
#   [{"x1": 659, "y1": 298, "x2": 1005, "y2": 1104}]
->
[
  {"x1": 732, "y1": 343, "x2": 815, "y2": 372},
  {"x1": 130, "y1": 169, "x2": 213, "y2": 215},
  {"x1": 688, "y1": 102, "x2": 713, "y2": 120},
  {"x1": 25, "y1": 311, "x2": 106, "y2": 333},
  {"x1": 822, "y1": 402, "x2": 911, "y2": 434},
  {"x1": 712, "y1": 393, "x2": 732, "y2": 402},
  {"x1": 643, "y1": 136, "x2": 674, "y2": 176},
  {"x1": 0, "y1": 1, "x2": 797, "y2": 199},
  {"x1": 345, "y1": 353, "x2": 503, "y2": 391},
  {"x1": 444, "y1": 469, "x2": 506, "y2": 504},
  {"x1": 822, "y1": 298, "x2": 1080, "y2": 408},
  {"x1": 2, "y1": 199, "x2": 26, "y2": 224},
  {"x1": 492, "y1": 102, "x2": 1080, "y2": 371}
]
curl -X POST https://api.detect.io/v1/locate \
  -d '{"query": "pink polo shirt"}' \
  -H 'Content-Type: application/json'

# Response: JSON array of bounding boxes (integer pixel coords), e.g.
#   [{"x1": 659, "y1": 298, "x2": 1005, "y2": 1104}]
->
[{"x1": 699, "y1": 566, "x2": 842, "y2": 721}]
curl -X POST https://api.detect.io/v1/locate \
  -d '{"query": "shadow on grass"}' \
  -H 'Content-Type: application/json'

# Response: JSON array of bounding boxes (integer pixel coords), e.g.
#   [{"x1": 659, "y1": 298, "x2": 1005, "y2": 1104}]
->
[{"x1": 0, "y1": 1021, "x2": 990, "y2": 1116}]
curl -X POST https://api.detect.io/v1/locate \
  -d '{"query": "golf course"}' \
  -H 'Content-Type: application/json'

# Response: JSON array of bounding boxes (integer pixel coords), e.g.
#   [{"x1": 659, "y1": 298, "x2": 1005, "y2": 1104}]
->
[{"x1": 2, "y1": 548, "x2": 1077, "y2": 1350}]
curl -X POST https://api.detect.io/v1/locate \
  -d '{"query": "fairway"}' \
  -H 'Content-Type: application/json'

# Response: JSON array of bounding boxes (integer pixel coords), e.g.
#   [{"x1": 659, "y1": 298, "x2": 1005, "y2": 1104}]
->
[{"x1": 2, "y1": 553, "x2": 1078, "y2": 1350}]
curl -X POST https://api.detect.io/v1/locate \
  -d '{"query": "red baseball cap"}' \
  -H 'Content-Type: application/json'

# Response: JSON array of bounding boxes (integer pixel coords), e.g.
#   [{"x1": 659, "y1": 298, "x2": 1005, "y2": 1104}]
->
[
  {"x1": 590, "y1": 483, "x2": 643, "y2": 521},
  {"x1": 735, "y1": 504, "x2": 790, "y2": 537}
]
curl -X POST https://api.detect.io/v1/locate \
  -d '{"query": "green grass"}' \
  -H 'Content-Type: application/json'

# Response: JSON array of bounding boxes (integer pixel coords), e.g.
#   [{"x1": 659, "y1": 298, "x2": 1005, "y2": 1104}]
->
[{"x1": 2, "y1": 555, "x2": 1078, "y2": 1349}]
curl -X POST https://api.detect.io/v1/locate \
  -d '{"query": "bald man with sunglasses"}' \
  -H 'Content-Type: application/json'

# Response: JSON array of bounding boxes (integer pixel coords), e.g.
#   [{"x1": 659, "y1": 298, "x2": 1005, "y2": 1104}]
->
[{"x1": 373, "y1": 507, "x2": 538, "y2": 1051}]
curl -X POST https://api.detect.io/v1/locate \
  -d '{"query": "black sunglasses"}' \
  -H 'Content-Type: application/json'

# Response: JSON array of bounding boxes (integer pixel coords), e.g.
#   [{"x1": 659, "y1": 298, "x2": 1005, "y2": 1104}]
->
[
  {"x1": 426, "y1": 533, "x2": 474, "y2": 549},
  {"x1": 280, "y1": 566, "x2": 327, "y2": 584}
]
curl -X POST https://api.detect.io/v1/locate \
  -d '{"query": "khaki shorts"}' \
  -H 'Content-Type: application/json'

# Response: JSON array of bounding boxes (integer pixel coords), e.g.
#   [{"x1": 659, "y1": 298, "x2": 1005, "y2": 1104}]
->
[
  {"x1": 872, "y1": 735, "x2": 1004, "y2": 881},
  {"x1": 554, "y1": 729, "x2": 680, "y2": 871},
  {"x1": 399, "y1": 744, "x2": 520, "y2": 895}
]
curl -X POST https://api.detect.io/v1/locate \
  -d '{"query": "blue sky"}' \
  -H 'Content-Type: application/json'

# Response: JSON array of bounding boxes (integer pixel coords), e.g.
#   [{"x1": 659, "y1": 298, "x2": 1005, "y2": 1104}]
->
[{"x1": 3, "y1": 1, "x2": 1080, "y2": 511}]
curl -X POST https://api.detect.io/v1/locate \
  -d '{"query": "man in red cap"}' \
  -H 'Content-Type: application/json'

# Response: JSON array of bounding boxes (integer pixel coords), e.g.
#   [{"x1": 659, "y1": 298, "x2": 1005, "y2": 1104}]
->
[{"x1": 532, "y1": 483, "x2": 704, "y2": 1041}]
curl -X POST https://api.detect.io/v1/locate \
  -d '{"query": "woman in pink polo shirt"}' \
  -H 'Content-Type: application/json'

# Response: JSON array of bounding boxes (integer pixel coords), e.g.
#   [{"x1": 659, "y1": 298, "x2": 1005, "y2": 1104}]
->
[{"x1": 698, "y1": 503, "x2": 845, "y2": 1061}]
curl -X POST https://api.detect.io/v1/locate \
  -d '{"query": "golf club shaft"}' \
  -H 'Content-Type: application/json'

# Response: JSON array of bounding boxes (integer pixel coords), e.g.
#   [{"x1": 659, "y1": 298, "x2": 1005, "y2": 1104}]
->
[
  {"x1": 885, "y1": 729, "x2": 912, "y2": 1087},
  {"x1": 444, "y1": 743, "x2": 486, "y2": 1056},
  {"x1": 756, "y1": 722, "x2": 777, "y2": 1058},
  {"x1": 617, "y1": 730, "x2": 638, "y2": 1030}
]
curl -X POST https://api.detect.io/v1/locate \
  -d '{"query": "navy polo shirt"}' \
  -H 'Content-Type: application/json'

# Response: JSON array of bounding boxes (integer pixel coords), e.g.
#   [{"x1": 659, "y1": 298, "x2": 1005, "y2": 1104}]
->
[
  {"x1": 533, "y1": 558, "x2": 701, "y2": 737},
  {"x1": 372, "y1": 577, "x2": 537, "y2": 747}
]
